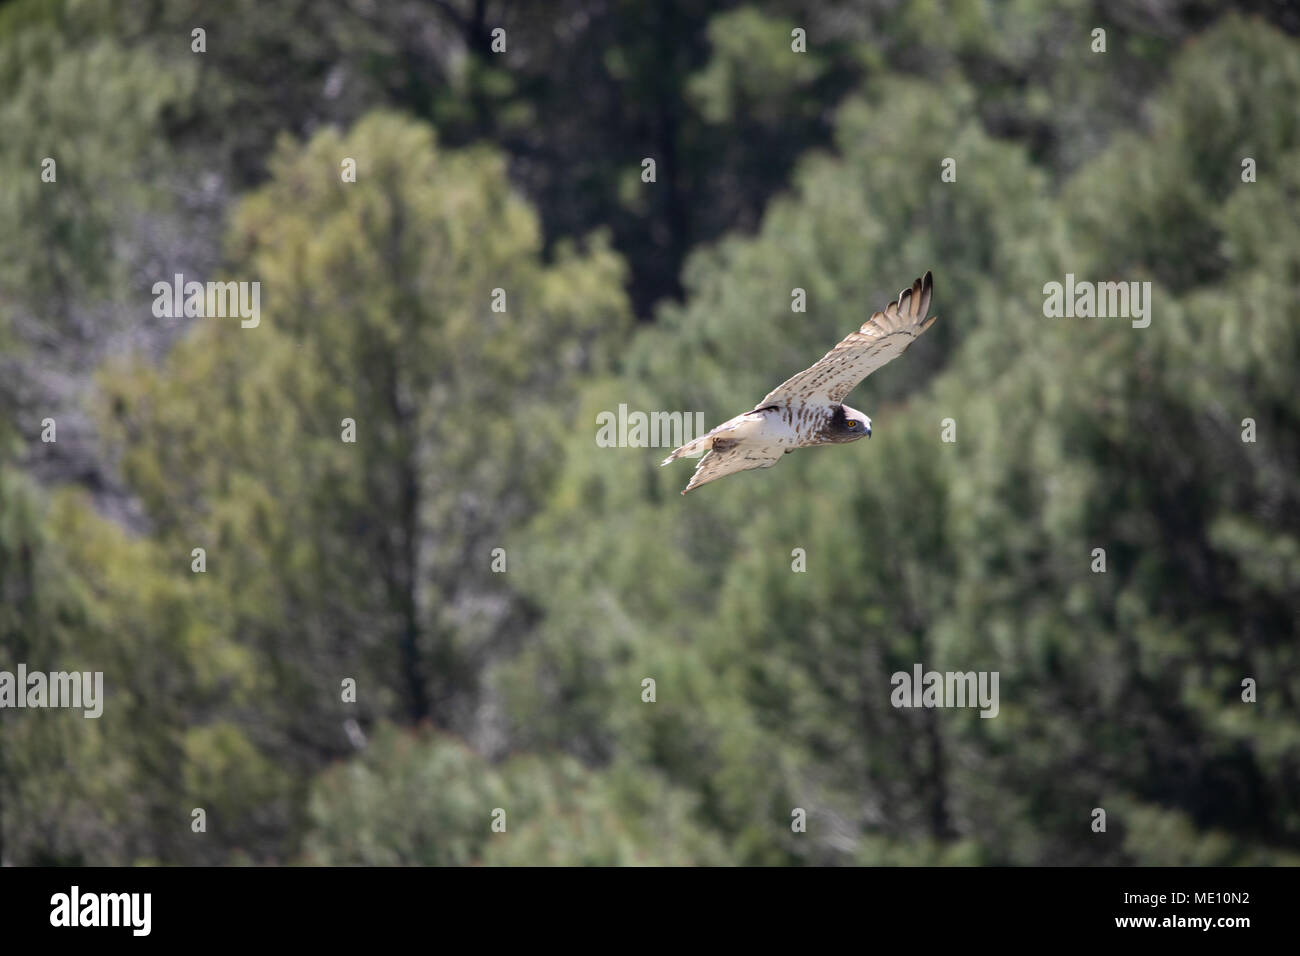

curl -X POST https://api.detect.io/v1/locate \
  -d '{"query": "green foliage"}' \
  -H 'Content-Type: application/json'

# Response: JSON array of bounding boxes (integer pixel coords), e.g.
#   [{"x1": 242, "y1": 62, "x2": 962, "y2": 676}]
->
[
  {"x1": 0, "y1": 23, "x2": 196, "y2": 308},
  {"x1": 86, "y1": 112, "x2": 629, "y2": 861},
  {"x1": 304, "y1": 725, "x2": 728, "y2": 866},
  {"x1": 689, "y1": 9, "x2": 827, "y2": 124},
  {"x1": 495, "y1": 14, "x2": 1300, "y2": 865}
]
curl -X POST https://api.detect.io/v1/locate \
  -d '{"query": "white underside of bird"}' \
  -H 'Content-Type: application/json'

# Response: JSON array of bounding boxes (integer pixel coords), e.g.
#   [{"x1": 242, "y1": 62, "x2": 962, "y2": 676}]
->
[
  {"x1": 662, "y1": 407, "x2": 799, "y2": 461},
  {"x1": 660, "y1": 403, "x2": 865, "y2": 494}
]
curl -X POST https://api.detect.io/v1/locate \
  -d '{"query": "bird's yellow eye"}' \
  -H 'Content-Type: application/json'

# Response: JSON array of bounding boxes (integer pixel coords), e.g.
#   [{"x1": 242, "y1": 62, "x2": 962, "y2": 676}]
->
[{"x1": 847, "y1": 420, "x2": 858, "y2": 428}]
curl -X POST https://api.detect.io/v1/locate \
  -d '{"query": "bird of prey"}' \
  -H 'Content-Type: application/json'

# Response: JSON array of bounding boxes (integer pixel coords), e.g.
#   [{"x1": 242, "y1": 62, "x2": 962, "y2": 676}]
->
[{"x1": 662, "y1": 271, "x2": 937, "y2": 494}]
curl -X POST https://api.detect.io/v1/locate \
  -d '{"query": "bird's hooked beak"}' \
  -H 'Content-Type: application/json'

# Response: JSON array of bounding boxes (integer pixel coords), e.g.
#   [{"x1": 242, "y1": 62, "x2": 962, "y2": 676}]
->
[{"x1": 866, "y1": 422, "x2": 872, "y2": 438}]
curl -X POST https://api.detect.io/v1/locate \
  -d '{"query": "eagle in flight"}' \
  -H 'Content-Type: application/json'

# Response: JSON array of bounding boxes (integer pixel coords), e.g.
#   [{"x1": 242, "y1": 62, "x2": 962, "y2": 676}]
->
[{"x1": 662, "y1": 271, "x2": 937, "y2": 494}]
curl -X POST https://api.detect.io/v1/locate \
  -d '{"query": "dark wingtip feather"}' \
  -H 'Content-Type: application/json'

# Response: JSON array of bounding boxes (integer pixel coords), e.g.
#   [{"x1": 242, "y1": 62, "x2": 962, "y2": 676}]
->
[{"x1": 918, "y1": 271, "x2": 934, "y2": 319}]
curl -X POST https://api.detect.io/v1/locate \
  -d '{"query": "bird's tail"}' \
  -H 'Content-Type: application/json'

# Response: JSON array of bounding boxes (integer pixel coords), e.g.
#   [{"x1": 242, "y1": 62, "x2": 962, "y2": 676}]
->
[{"x1": 660, "y1": 433, "x2": 713, "y2": 466}]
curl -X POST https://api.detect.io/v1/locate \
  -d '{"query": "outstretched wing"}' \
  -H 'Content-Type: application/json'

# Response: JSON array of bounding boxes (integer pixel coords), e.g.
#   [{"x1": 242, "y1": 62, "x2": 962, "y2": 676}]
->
[
  {"x1": 681, "y1": 440, "x2": 782, "y2": 495},
  {"x1": 759, "y1": 271, "x2": 936, "y2": 408}
]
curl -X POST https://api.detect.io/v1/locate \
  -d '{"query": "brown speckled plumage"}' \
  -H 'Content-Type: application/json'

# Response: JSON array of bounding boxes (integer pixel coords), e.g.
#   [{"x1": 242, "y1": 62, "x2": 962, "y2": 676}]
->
[{"x1": 662, "y1": 272, "x2": 937, "y2": 494}]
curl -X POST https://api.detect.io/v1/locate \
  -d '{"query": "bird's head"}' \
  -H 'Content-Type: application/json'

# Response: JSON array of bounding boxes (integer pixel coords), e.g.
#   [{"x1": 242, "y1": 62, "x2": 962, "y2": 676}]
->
[{"x1": 830, "y1": 405, "x2": 872, "y2": 443}]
